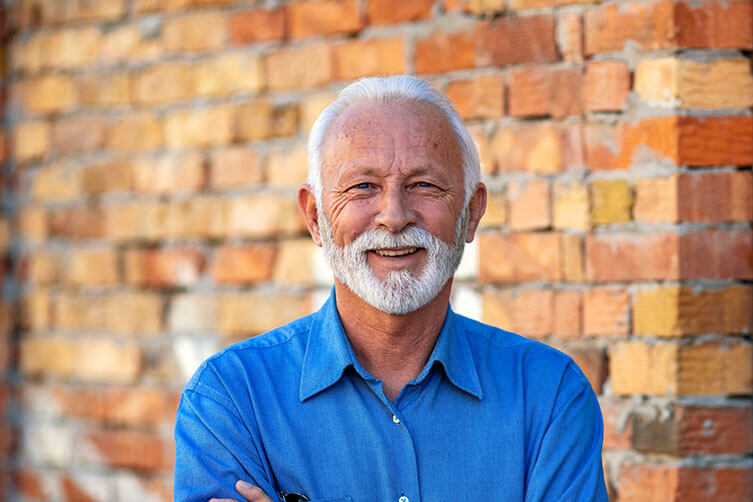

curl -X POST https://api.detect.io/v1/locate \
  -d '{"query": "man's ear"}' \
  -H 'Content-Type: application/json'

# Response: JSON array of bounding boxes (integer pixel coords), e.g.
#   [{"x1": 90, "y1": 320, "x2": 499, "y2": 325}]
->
[
  {"x1": 465, "y1": 182, "x2": 487, "y2": 243},
  {"x1": 298, "y1": 185, "x2": 322, "y2": 247}
]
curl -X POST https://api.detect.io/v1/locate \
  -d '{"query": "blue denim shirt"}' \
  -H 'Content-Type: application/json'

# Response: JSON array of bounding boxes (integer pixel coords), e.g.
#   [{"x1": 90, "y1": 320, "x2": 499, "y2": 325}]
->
[{"x1": 174, "y1": 291, "x2": 607, "y2": 502}]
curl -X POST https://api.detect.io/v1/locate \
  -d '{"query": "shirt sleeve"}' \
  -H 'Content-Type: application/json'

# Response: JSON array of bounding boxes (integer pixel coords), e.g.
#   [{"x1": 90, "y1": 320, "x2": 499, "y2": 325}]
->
[
  {"x1": 173, "y1": 377, "x2": 278, "y2": 502},
  {"x1": 524, "y1": 363, "x2": 609, "y2": 502}
]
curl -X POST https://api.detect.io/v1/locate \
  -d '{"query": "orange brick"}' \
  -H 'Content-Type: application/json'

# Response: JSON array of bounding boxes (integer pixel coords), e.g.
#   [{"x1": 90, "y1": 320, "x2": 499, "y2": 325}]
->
[
  {"x1": 333, "y1": 37, "x2": 405, "y2": 81},
  {"x1": 678, "y1": 229, "x2": 753, "y2": 280},
  {"x1": 678, "y1": 170, "x2": 753, "y2": 222},
  {"x1": 217, "y1": 292, "x2": 311, "y2": 337},
  {"x1": 507, "y1": 179, "x2": 550, "y2": 230},
  {"x1": 79, "y1": 72, "x2": 131, "y2": 107},
  {"x1": 194, "y1": 53, "x2": 265, "y2": 97},
  {"x1": 14, "y1": 470, "x2": 45, "y2": 500},
  {"x1": 267, "y1": 143, "x2": 309, "y2": 186},
  {"x1": 590, "y1": 179, "x2": 632, "y2": 225},
  {"x1": 287, "y1": 0, "x2": 362, "y2": 39},
  {"x1": 164, "y1": 106, "x2": 233, "y2": 148},
  {"x1": 212, "y1": 244, "x2": 276, "y2": 285},
  {"x1": 13, "y1": 121, "x2": 50, "y2": 163},
  {"x1": 0, "y1": 219, "x2": 8, "y2": 255},
  {"x1": 508, "y1": 66, "x2": 583, "y2": 118},
  {"x1": 674, "y1": 0, "x2": 753, "y2": 49},
  {"x1": 132, "y1": 62, "x2": 193, "y2": 105},
  {"x1": 84, "y1": 430, "x2": 172, "y2": 471},
  {"x1": 366, "y1": 0, "x2": 433, "y2": 25},
  {"x1": 21, "y1": 289, "x2": 52, "y2": 331},
  {"x1": 560, "y1": 345, "x2": 607, "y2": 394},
  {"x1": 44, "y1": 27, "x2": 102, "y2": 69},
  {"x1": 489, "y1": 122, "x2": 565, "y2": 174},
  {"x1": 444, "y1": 73, "x2": 504, "y2": 120},
  {"x1": 634, "y1": 176, "x2": 678, "y2": 223},
  {"x1": 273, "y1": 239, "x2": 318, "y2": 286},
  {"x1": 48, "y1": 207, "x2": 107, "y2": 240},
  {"x1": 475, "y1": 15, "x2": 557, "y2": 66},
  {"x1": 556, "y1": 11, "x2": 582, "y2": 63},
  {"x1": 584, "y1": 61, "x2": 630, "y2": 111},
  {"x1": 610, "y1": 341, "x2": 679, "y2": 395},
  {"x1": 53, "y1": 292, "x2": 163, "y2": 335},
  {"x1": 104, "y1": 387, "x2": 180, "y2": 427},
  {"x1": 617, "y1": 464, "x2": 753, "y2": 502},
  {"x1": 552, "y1": 182, "x2": 589, "y2": 231},
  {"x1": 587, "y1": 233, "x2": 680, "y2": 282},
  {"x1": 482, "y1": 288, "x2": 553, "y2": 337},
  {"x1": 107, "y1": 113, "x2": 163, "y2": 151},
  {"x1": 415, "y1": 30, "x2": 475, "y2": 74},
  {"x1": 25, "y1": 251, "x2": 60, "y2": 285},
  {"x1": 601, "y1": 398, "x2": 634, "y2": 450},
  {"x1": 266, "y1": 44, "x2": 332, "y2": 90},
  {"x1": 553, "y1": 290, "x2": 581, "y2": 338},
  {"x1": 479, "y1": 232, "x2": 561, "y2": 283},
  {"x1": 511, "y1": 0, "x2": 591, "y2": 8},
  {"x1": 130, "y1": 153, "x2": 205, "y2": 194},
  {"x1": 99, "y1": 23, "x2": 160, "y2": 65},
  {"x1": 125, "y1": 248, "x2": 204, "y2": 288},
  {"x1": 229, "y1": 8, "x2": 286, "y2": 44},
  {"x1": 210, "y1": 147, "x2": 263, "y2": 189},
  {"x1": 52, "y1": 115, "x2": 105, "y2": 155},
  {"x1": 236, "y1": 100, "x2": 298, "y2": 141},
  {"x1": 18, "y1": 74, "x2": 77, "y2": 114},
  {"x1": 300, "y1": 92, "x2": 337, "y2": 131},
  {"x1": 31, "y1": 163, "x2": 80, "y2": 202},
  {"x1": 677, "y1": 116, "x2": 753, "y2": 167},
  {"x1": 74, "y1": 337, "x2": 142, "y2": 384},
  {"x1": 163, "y1": 11, "x2": 227, "y2": 53},
  {"x1": 226, "y1": 193, "x2": 305, "y2": 238},
  {"x1": 66, "y1": 248, "x2": 119, "y2": 286},
  {"x1": 478, "y1": 190, "x2": 506, "y2": 228},
  {"x1": 583, "y1": 287, "x2": 629, "y2": 337},
  {"x1": 674, "y1": 406, "x2": 753, "y2": 455}
]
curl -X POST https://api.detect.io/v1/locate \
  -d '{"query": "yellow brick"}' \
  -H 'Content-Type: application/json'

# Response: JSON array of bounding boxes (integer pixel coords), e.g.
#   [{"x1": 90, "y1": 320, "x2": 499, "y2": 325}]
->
[
  {"x1": 52, "y1": 115, "x2": 106, "y2": 155},
  {"x1": 226, "y1": 193, "x2": 305, "y2": 238},
  {"x1": 20, "y1": 74, "x2": 77, "y2": 114},
  {"x1": 13, "y1": 121, "x2": 51, "y2": 163},
  {"x1": 678, "y1": 342, "x2": 752, "y2": 395},
  {"x1": 133, "y1": 62, "x2": 194, "y2": 105},
  {"x1": 634, "y1": 286, "x2": 753, "y2": 337},
  {"x1": 44, "y1": 27, "x2": 102, "y2": 69},
  {"x1": 479, "y1": 191, "x2": 506, "y2": 228},
  {"x1": 218, "y1": 292, "x2": 311, "y2": 338},
  {"x1": 17, "y1": 207, "x2": 47, "y2": 243},
  {"x1": 21, "y1": 335, "x2": 76, "y2": 379},
  {"x1": 57, "y1": 0, "x2": 128, "y2": 23},
  {"x1": 553, "y1": 182, "x2": 590, "y2": 231},
  {"x1": 266, "y1": 143, "x2": 308, "y2": 186},
  {"x1": 265, "y1": 44, "x2": 332, "y2": 90},
  {"x1": 469, "y1": 0, "x2": 505, "y2": 14},
  {"x1": 104, "y1": 201, "x2": 167, "y2": 242},
  {"x1": 165, "y1": 106, "x2": 233, "y2": 148},
  {"x1": 561, "y1": 234, "x2": 583, "y2": 283},
  {"x1": 107, "y1": 113, "x2": 164, "y2": 151},
  {"x1": 300, "y1": 92, "x2": 336, "y2": 132},
  {"x1": 21, "y1": 289, "x2": 52, "y2": 330},
  {"x1": 74, "y1": 337, "x2": 141, "y2": 384},
  {"x1": 81, "y1": 160, "x2": 133, "y2": 194},
  {"x1": 131, "y1": 152, "x2": 205, "y2": 194},
  {"x1": 591, "y1": 179, "x2": 632, "y2": 224},
  {"x1": 66, "y1": 248, "x2": 119, "y2": 286},
  {"x1": 610, "y1": 341, "x2": 679, "y2": 395},
  {"x1": 0, "y1": 218, "x2": 9, "y2": 254},
  {"x1": 26, "y1": 251, "x2": 61, "y2": 284},
  {"x1": 54, "y1": 292, "x2": 162, "y2": 335},
  {"x1": 634, "y1": 57, "x2": 679, "y2": 104},
  {"x1": 194, "y1": 53, "x2": 265, "y2": 97},
  {"x1": 135, "y1": 0, "x2": 189, "y2": 12},
  {"x1": 10, "y1": 32, "x2": 46, "y2": 73},
  {"x1": 79, "y1": 72, "x2": 131, "y2": 107},
  {"x1": 31, "y1": 163, "x2": 80, "y2": 202},
  {"x1": 273, "y1": 239, "x2": 317, "y2": 286},
  {"x1": 163, "y1": 11, "x2": 227, "y2": 53},
  {"x1": 634, "y1": 176, "x2": 678, "y2": 223},
  {"x1": 210, "y1": 148, "x2": 264, "y2": 189},
  {"x1": 100, "y1": 24, "x2": 160, "y2": 64},
  {"x1": 236, "y1": 100, "x2": 298, "y2": 141}
]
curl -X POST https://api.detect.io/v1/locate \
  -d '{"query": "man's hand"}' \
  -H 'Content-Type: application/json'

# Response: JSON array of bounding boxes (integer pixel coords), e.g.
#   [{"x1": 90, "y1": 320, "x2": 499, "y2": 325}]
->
[{"x1": 209, "y1": 480, "x2": 274, "y2": 502}]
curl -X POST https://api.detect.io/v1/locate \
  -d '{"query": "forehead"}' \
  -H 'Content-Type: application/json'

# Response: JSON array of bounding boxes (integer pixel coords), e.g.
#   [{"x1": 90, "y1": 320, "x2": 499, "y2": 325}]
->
[{"x1": 321, "y1": 100, "x2": 461, "y2": 168}]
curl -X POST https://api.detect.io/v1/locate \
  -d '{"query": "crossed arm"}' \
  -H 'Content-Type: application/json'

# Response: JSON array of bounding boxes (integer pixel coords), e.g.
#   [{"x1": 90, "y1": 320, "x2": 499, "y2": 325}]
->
[{"x1": 209, "y1": 480, "x2": 272, "y2": 502}]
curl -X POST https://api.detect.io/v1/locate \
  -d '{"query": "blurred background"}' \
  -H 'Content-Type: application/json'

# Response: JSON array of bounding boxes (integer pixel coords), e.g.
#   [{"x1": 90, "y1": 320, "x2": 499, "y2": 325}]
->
[{"x1": 0, "y1": 0, "x2": 751, "y2": 500}]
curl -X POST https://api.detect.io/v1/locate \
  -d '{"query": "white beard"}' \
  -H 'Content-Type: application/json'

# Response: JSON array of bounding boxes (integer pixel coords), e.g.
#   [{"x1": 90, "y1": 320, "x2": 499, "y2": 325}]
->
[{"x1": 318, "y1": 207, "x2": 468, "y2": 315}]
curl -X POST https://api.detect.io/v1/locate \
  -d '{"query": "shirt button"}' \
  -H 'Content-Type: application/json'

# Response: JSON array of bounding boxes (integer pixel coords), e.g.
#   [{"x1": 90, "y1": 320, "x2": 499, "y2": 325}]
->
[
  {"x1": 399, "y1": 497, "x2": 409, "y2": 502},
  {"x1": 392, "y1": 415, "x2": 401, "y2": 424}
]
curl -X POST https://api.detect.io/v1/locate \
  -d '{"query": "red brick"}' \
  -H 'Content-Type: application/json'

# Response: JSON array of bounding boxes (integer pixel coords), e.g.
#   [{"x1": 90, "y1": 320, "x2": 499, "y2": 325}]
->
[
  {"x1": 553, "y1": 290, "x2": 581, "y2": 338},
  {"x1": 617, "y1": 464, "x2": 753, "y2": 502},
  {"x1": 367, "y1": 0, "x2": 433, "y2": 25},
  {"x1": 676, "y1": 116, "x2": 753, "y2": 167},
  {"x1": 444, "y1": 73, "x2": 504, "y2": 120},
  {"x1": 508, "y1": 66, "x2": 583, "y2": 118},
  {"x1": 586, "y1": 233, "x2": 679, "y2": 282},
  {"x1": 475, "y1": 16, "x2": 557, "y2": 67},
  {"x1": 674, "y1": 0, "x2": 753, "y2": 49},
  {"x1": 286, "y1": 0, "x2": 361, "y2": 40},
  {"x1": 482, "y1": 288, "x2": 553, "y2": 338},
  {"x1": 125, "y1": 248, "x2": 204, "y2": 288},
  {"x1": 679, "y1": 229, "x2": 753, "y2": 280},
  {"x1": 333, "y1": 37, "x2": 405, "y2": 81},
  {"x1": 229, "y1": 9, "x2": 286, "y2": 44},
  {"x1": 507, "y1": 179, "x2": 550, "y2": 230},
  {"x1": 584, "y1": 61, "x2": 630, "y2": 111},
  {"x1": 212, "y1": 244, "x2": 276, "y2": 285},
  {"x1": 61, "y1": 476, "x2": 98, "y2": 502},
  {"x1": 677, "y1": 170, "x2": 753, "y2": 222},
  {"x1": 48, "y1": 207, "x2": 106, "y2": 239},
  {"x1": 479, "y1": 232, "x2": 561, "y2": 283},
  {"x1": 415, "y1": 30, "x2": 475, "y2": 74},
  {"x1": 489, "y1": 122, "x2": 567, "y2": 174},
  {"x1": 14, "y1": 469, "x2": 45, "y2": 500},
  {"x1": 85, "y1": 430, "x2": 173, "y2": 471},
  {"x1": 512, "y1": 0, "x2": 591, "y2": 8},
  {"x1": 676, "y1": 406, "x2": 753, "y2": 455},
  {"x1": 583, "y1": 287, "x2": 629, "y2": 337}
]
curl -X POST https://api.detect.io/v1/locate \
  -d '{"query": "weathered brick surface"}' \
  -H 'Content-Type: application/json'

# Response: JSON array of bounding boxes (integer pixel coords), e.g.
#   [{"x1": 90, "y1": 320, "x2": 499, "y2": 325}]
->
[{"x1": 3, "y1": 0, "x2": 752, "y2": 499}]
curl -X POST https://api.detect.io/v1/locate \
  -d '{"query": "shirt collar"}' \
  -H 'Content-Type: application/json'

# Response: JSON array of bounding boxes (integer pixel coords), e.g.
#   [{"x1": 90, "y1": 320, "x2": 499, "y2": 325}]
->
[{"x1": 299, "y1": 289, "x2": 483, "y2": 402}]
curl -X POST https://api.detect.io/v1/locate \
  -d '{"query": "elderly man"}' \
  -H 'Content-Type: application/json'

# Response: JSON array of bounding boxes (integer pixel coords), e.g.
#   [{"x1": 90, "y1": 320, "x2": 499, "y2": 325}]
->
[{"x1": 174, "y1": 76, "x2": 608, "y2": 502}]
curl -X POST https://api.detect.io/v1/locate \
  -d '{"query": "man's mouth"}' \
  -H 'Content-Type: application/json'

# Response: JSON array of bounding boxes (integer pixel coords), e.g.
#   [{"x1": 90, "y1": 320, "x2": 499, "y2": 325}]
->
[{"x1": 371, "y1": 247, "x2": 420, "y2": 257}]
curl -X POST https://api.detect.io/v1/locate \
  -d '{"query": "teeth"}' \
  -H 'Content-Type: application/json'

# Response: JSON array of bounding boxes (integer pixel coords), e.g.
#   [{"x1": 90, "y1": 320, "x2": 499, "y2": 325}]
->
[{"x1": 374, "y1": 247, "x2": 417, "y2": 257}]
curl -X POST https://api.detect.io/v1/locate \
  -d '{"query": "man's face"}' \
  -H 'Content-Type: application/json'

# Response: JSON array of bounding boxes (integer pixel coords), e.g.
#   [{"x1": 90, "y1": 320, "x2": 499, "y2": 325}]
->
[{"x1": 317, "y1": 100, "x2": 468, "y2": 314}]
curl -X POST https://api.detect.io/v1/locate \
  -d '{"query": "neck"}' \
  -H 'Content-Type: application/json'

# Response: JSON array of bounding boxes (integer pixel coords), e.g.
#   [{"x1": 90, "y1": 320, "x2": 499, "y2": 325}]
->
[{"x1": 334, "y1": 279, "x2": 452, "y2": 401}]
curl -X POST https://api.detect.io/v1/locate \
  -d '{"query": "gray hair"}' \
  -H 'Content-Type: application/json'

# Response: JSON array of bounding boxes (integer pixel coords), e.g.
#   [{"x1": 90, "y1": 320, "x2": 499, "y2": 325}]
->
[{"x1": 306, "y1": 75, "x2": 481, "y2": 206}]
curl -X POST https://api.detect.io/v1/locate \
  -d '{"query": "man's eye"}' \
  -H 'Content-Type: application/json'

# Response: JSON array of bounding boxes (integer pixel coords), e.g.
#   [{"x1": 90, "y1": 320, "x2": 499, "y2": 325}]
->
[
  {"x1": 353, "y1": 182, "x2": 372, "y2": 190},
  {"x1": 416, "y1": 182, "x2": 434, "y2": 188}
]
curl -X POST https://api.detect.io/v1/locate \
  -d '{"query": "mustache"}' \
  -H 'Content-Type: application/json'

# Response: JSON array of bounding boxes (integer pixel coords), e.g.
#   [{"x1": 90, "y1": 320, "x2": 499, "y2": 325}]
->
[{"x1": 347, "y1": 226, "x2": 435, "y2": 254}]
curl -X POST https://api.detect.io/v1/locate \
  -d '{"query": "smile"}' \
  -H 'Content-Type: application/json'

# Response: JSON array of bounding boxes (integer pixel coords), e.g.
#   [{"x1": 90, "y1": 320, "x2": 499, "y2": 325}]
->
[{"x1": 372, "y1": 247, "x2": 420, "y2": 257}]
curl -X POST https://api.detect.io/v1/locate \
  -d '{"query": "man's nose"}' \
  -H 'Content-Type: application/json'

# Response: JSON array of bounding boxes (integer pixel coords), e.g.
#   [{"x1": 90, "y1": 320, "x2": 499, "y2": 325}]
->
[{"x1": 374, "y1": 187, "x2": 415, "y2": 233}]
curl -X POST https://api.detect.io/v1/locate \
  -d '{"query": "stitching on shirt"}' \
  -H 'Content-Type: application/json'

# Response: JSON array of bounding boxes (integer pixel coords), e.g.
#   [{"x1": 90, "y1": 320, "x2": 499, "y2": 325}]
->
[{"x1": 184, "y1": 385, "x2": 243, "y2": 422}]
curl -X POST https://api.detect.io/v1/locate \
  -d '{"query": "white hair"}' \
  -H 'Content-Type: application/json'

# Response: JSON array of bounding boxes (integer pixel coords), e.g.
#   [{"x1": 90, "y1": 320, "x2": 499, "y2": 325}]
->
[{"x1": 307, "y1": 75, "x2": 481, "y2": 206}]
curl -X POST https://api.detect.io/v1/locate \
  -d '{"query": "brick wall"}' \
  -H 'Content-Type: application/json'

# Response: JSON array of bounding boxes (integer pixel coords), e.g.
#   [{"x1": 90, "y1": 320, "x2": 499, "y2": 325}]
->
[{"x1": 0, "y1": 0, "x2": 751, "y2": 500}]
